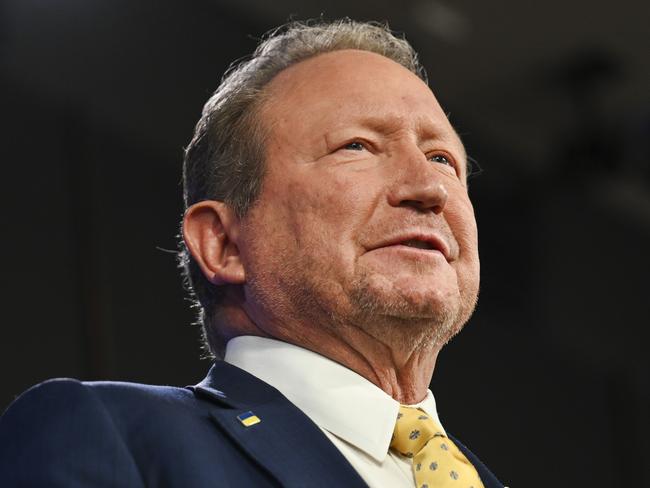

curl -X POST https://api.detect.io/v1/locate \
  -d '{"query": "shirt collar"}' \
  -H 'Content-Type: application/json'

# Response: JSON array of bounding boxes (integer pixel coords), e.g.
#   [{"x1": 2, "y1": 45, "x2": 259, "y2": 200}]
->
[{"x1": 224, "y1": 336, "x2": 445, "y2": 463}]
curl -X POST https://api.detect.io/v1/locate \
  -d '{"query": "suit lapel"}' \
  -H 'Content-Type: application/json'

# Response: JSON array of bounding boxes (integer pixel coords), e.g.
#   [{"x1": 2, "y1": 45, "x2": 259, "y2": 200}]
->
[
  {"x1": 189, "y1": 362, "x2": 368, "y2": 488},
  {"x1": 189, "y1": 362, "x2": 503, "y2": 488}
]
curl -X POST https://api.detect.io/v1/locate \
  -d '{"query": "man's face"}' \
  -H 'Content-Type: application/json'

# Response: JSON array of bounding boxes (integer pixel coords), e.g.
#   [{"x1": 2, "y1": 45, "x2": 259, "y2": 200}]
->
[{"x1": 238, "y1": 49, "x2": 480, "y2": 348}]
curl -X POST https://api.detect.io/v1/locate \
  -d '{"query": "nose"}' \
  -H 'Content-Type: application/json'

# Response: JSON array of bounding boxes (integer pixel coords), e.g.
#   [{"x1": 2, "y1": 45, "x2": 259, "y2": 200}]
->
[{"x1": 387, "y1": 151, "x2": 449, "y2": 214}]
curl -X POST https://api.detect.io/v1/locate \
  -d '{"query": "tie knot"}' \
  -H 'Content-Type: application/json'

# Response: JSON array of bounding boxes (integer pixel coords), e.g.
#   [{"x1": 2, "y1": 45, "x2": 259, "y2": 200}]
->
[{"x1": 391, "y1": 406, "x2": 446, "y2": 457}]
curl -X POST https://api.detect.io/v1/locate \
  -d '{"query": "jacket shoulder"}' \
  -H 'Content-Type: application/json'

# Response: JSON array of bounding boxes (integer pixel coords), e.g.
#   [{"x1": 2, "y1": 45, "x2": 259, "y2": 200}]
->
[
  {"x1": 2, "y1": 377, "x2": 196, "y2": 427},
  {"x1": 0, "y1": 378, "x2": 147, "y2": 486}
]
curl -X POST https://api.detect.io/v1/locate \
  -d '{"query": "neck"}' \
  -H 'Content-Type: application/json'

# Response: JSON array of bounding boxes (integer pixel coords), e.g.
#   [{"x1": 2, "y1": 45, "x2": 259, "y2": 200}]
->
[
  {"x1": 227, "y1": 308, "x2": 440, "y2": 404},
  {"x1": 297, "y1": 324, "x2": 440, "y2": 404},
  {"x1": 225, "y1": 293, "x2": 441, "y2": 404}
]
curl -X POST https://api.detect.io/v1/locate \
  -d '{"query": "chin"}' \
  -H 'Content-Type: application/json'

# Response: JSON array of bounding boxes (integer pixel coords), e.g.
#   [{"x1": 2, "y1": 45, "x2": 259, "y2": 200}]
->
[
  {"x1": 347, "y1": 273, "x2": 478, "y2": 348},
  {"x1": 355, "y1": 273, "x2": 456, "y2": 314},
  {"x1": 351, "y1": 281, "x2": 457, "y2": 322}
]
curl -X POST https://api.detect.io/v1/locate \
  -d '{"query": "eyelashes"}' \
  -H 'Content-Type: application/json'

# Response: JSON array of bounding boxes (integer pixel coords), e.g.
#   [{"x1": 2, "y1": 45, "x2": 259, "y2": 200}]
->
[
  {"x1": 338, "y1": 140, "x2": 458, "y2": 173},
  {"x1": 343, "y1": 141, "x2": 365, "y2": 151},
  {"x1": 428, "y1": 154, "x2": 452, "y2": 167}
]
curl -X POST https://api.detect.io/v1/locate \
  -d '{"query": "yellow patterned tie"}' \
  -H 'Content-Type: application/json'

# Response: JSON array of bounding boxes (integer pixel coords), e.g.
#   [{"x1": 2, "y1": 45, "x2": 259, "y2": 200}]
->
[{"x1": 390, "y1": 406, "x2": 484, "y2": 488}]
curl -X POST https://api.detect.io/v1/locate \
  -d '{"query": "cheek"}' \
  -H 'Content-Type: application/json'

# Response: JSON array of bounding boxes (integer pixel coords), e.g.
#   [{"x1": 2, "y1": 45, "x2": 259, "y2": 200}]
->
[
  {"x1": 283, "y1": 173, "x2": 368, "y2": 241},
  {"x1": 445, "y1": 195, "x2": 479, "y2": 270},
  {"x1": 447, "y1": 200, "x2": 480, "y2": 295},
  {"x1": 455, "y1": 220, "x2": 479, "y2": 256},
  {"x1": 447, "y1": 192, "x2": 478, "y2": 247}
]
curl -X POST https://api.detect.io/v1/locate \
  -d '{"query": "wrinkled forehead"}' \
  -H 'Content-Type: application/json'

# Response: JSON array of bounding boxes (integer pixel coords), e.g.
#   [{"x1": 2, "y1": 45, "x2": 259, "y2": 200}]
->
[{"x1": 258, "y1": 49, "x2": 468, "y2": 174}]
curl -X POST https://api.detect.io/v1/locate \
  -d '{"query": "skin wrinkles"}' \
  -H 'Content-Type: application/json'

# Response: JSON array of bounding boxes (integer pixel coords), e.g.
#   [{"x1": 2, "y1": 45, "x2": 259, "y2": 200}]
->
[
  {"x1": 184, "y1": 49, "x2": 480, "y2": 403},
  {"x1": 321, "y1": 113, "x2": 468, "y2": 176}
]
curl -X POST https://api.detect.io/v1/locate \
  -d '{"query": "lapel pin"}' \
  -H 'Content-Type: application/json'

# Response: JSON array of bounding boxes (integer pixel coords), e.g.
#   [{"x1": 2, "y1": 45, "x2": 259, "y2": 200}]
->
[{"x1": 237, "y1": 411, "x2": 261, "y2": 427}]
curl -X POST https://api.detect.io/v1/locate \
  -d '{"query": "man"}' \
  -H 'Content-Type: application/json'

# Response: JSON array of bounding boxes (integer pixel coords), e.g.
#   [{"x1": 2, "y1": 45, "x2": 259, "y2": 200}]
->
[{"x1": 0, "y1": 19, "x2": 503, "y2": 487}]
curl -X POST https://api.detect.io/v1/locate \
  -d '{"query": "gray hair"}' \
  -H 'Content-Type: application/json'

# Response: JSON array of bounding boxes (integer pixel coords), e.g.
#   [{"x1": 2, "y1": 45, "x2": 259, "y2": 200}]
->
[{"x1": 179, "y1": 18, "x2": 428, "y2": 357}]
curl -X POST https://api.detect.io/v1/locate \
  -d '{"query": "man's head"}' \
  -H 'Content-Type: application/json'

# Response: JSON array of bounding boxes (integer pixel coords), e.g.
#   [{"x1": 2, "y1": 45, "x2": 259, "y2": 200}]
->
[{"x1": 181, "y1": 19, "x2": 479, "y2": 358}]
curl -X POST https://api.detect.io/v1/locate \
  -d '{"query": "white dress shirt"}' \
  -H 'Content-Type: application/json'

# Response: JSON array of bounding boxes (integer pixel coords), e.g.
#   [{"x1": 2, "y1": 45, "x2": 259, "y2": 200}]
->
[{"x1": 224, "y1": 336, "x2": 446, "y2": 488}]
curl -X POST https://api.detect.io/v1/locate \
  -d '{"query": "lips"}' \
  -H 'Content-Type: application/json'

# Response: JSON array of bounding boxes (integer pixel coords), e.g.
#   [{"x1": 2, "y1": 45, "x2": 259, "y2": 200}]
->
[
  {"x1": 369, "y1": 232, "x2": 452, "y2": 261},
  {"x1": 401, "y1": 238, "x2": 437, "y2": 250}
]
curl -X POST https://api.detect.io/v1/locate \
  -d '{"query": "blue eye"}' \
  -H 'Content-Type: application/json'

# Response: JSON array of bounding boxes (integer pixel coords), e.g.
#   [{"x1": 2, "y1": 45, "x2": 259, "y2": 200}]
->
[
  {"x1": 429, "y1": 154, "x2": 451, "y2": 166},
  {"x1": 344, "y1": 141, "x2": 365, "y2": 151}
]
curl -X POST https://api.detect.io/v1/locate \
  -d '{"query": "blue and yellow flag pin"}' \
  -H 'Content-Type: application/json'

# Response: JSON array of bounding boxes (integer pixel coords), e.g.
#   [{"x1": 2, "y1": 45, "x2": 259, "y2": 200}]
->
[{"x1": 237, "y1": 411, "x2": 261, "y2": 427}]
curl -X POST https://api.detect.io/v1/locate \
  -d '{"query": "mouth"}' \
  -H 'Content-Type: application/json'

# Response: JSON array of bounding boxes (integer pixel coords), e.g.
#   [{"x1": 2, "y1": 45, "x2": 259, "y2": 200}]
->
[
  {"x1": 400, "y1": 238, "x2": 438, "y2": 251},
  {"x1": 370, "y1": 233, "x2": 452, "y2": 261}
]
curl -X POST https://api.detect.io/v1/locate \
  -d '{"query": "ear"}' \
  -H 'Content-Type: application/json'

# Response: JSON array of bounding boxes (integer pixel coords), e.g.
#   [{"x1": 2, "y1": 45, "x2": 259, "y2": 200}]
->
[{"x1": 182, "y1": 201, "x2": 245, "y2": 285}]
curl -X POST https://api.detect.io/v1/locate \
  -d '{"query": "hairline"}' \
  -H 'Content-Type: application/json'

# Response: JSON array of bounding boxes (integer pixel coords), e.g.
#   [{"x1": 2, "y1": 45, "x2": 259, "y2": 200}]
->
[{"x1": 254, "y1": 52, "x2": 470, "y2": 183}]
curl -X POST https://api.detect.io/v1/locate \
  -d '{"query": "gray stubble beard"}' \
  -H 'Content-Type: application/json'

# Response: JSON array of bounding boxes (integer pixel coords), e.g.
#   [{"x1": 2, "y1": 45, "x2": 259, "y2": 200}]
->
[
  {"x1": 344, "y1": 269, "x2": 479, "y2": 354},
  {"x1": 246, "y1": 244, "x2": 478, "y2": 355}
]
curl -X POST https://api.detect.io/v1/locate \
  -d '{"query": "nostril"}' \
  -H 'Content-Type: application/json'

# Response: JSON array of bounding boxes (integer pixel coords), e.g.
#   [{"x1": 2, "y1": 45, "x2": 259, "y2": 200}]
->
[
  {"x1": 400, "y1": 200, "x2": 433, "y2": 213},
  {"x1": 389, "y1": 178, "x2": 449, "y2": 212},
  {"x1": 399, "y1": 195, "x2": 446, "y2": 214}
]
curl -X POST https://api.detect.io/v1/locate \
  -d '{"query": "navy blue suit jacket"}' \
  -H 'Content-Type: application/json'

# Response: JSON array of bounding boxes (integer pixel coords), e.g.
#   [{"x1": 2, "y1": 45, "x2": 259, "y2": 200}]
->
[{"x1": 0, "y1": 361, "x2": 503, "y2": 487}]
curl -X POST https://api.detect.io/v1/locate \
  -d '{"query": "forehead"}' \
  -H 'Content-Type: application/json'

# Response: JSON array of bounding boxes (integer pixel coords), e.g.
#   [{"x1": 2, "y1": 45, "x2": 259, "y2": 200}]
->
[{"x1": 260, "y1": 49, "x2": 465, "y2": 155}]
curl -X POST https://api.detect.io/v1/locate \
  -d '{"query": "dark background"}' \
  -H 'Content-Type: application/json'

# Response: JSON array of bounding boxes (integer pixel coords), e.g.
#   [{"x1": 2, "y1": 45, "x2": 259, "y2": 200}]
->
[{"x1": 1, "y1": 0, "x2": 649, "y2": 486}]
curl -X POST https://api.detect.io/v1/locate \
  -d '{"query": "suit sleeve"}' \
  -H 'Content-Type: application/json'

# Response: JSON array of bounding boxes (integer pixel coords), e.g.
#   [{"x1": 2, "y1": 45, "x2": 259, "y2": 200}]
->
[{"x1": 0, "y1": 378, "x2": 145, "y2": 488}]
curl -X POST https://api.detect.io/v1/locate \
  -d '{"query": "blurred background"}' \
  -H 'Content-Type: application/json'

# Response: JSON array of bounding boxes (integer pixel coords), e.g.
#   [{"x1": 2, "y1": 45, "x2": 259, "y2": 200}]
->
[{"x1": 1, "y1": 0, "x2": 648, "y2": 486}]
